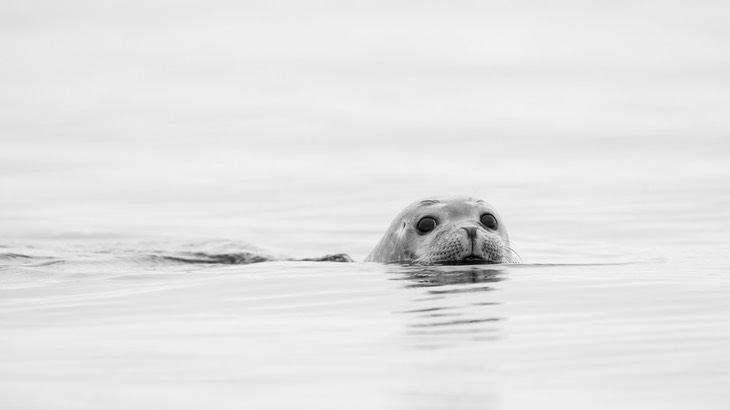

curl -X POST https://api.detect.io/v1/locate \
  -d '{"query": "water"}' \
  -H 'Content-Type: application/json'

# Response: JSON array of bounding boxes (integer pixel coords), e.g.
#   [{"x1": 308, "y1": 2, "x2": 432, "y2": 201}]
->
[{"x1": 2, "y1": 1, "x2": 730, "y2": 409}]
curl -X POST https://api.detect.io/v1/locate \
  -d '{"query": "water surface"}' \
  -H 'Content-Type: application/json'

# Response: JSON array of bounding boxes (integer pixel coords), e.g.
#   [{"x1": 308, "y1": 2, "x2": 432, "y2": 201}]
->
[{"x1": 2, "y1": 1, "x2": 730, "y2": 409}]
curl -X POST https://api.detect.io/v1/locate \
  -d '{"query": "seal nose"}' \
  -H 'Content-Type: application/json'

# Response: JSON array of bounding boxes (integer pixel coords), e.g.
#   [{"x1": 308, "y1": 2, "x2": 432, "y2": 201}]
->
[{"x1": 462, "y1": 226, "x2": 477, "y2": 241}]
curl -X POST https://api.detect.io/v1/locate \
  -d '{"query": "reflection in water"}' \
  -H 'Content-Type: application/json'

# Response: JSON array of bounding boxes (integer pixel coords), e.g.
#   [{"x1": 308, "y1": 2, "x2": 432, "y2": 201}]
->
[
  {"x1": 392, "y1": 265, "x2": 507, "y2": 349},
  {"x1": 408, "y1": 318, "x2": 500, "y2": 328},
  {"x1": 389, "y1": 265, "x2": 507, "y2": 408},
  {"x1": 394, "y1": 266, "x2": 506, "y2": 288}
]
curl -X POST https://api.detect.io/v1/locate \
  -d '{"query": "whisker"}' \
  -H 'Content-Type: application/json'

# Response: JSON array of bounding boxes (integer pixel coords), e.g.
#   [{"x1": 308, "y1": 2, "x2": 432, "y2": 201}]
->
[{"x1": 501, "y1": 245, "x2": 522, "y2": 263}]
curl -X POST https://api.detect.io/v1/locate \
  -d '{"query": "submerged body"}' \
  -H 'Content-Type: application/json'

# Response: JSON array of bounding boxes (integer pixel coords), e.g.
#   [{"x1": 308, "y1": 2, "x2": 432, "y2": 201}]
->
[{"x1": 366, "y1": 196, "x2": 518, "y2": 265}]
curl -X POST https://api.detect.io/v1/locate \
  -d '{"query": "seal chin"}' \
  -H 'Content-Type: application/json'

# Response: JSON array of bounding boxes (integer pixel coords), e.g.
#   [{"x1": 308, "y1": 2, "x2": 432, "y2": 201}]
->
[{"x1": 460, "y1": 255, "x2": 495, "y2": 264}]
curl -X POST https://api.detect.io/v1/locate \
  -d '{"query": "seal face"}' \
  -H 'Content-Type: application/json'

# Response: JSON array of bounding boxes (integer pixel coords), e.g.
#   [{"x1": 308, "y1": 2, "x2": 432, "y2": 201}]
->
[{"x1": 365, "y1": 196, "x2": 518, "y2": 265}]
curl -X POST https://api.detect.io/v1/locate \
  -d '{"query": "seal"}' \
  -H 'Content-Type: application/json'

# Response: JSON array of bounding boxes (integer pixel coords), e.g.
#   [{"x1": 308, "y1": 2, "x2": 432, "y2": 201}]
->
[{"x1": 365, "y1": 196, "x2": 518, "y2": 264}]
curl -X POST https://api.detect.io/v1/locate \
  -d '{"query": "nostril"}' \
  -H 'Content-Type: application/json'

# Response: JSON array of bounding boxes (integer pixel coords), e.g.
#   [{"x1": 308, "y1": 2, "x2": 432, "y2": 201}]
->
[{"x1": 462, "y1": 226, "x2": 477, "y2": 241}]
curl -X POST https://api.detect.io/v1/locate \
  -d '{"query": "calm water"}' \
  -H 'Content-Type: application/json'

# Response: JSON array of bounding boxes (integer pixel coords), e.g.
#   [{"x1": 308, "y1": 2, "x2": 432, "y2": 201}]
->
[{"x1": 2, "y1": 1, "x2": 730, "y2": 409}]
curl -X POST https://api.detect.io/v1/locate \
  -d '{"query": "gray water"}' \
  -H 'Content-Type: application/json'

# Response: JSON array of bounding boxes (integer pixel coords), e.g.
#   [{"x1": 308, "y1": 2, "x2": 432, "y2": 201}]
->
[{"x1": 2, "y1": 1, "x2": 730, "y2": 409}]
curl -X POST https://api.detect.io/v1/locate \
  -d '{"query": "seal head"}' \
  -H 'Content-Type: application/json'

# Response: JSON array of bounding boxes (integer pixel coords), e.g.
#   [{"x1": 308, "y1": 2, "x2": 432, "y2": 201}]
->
[{"x1": 365, "y1": 196, "x2": 518, "y2": 265}]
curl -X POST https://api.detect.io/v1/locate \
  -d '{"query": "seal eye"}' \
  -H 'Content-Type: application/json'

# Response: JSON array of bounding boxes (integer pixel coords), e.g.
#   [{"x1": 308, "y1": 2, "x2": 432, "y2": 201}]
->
[
  {"x1": 416, "y1": 217, "x2": 437, "y2": 234},
  {"x1": 480, "y1": 213, "x2": 498, "y2": 230}
]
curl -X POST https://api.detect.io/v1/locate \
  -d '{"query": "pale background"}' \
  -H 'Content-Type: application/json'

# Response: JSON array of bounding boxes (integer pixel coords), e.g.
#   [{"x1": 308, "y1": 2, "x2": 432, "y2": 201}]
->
[{"x1": 2, "y1": 1, "x2": 730, "y2": 409}]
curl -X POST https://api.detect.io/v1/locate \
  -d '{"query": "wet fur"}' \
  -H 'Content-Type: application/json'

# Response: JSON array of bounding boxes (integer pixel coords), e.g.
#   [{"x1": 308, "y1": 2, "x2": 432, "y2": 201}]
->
[{"x1": 366, "y1": 196, "x2": 519, "y2": 265}]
